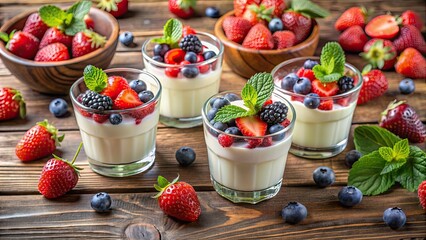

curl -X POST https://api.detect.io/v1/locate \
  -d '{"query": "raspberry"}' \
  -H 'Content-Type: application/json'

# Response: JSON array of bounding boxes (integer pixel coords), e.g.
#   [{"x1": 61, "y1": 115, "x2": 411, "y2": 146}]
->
[
  {"x1": 81, "y1": 90, "x2": 113, "y2": 111},
  {"x1": 179, "y1": 35, "x2": 203, "y2": 53},
  {"x1": 259, "y1": 101, "x2": 288, "y2": 125},
  {"x1": 418, "y1": 180, "x2": 426, "y2": 210},
  {"x1": 338, "y1": 76, "x2": 354, "y2": 93},
  {"x1": 218, "y1": 134, "x2": 233, "y2": 147}
]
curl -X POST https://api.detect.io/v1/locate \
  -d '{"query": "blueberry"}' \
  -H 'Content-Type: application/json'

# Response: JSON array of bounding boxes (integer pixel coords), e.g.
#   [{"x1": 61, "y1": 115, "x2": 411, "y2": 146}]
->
[
  {"x1": 209, "y1": 97, "x2": 219, "y2": 107},
  {"x1": 129, "y1": 80, "x2": 147, "y2": 93},
  {"x1": 109, "y1": 113, "x2": 122, "y2": 125},
  {"x1": 268, "y1": 18, "x2": 283, "y2": 33},
  {"x1": 281, "y1": 73, "x2": 299, "y2": 91},
  {"x1": 49, "y1": 98, "x2": 68, "y2": 117},
  {"x1": 226, "y1": 118, "x2": 236, "y2": 127},
  {"x1": 91, "y1": 192, "x2": 112, "y2": 212},
  {"x1": 281, "y1": 202, "x2": 308, "y2": 224},
  {"x1": 153, "y1": 44, "x2": 170, "y2": 57},
  {"x1": 175, "y1": 146, "x2": 196, "y2": 167},
  {"x1": 182, "y1": 66, "x2": 199, "y2": 78},
  {"x1": 203, "y1": 51, "x2": 216, "y2": 60},
  {"x1": 152, "y1": 55, "x2": 164, "y2": 62},
  {"x1": 345, "y1": 150, "x2": 362, "y2": 168},
  {"x1": 399, "y1": 78, "x2": 415, "y2": 95},
  {"x1": 313, "y1": 166, "x2": 335, "y2": 187},
  {"x1": 205, "y1": 6, "x2": 220, "y2": 18},
  {"x1": 303, "y1": 93, "x2": 320, "y2": 109},
  {"x1": 338, "y1": 186, "x2": 363, "y2": 207},
  {"x1": 225, "y1": 126, "x2": 241, "y2": 136},
  {"x1": 303, "y1": 59, "x2": 319, "y2": 69},
  {"x1": 213, "y1": 121, "x2": 228, "y2": 132},
  {"x1": 268, "y1": 124, "x2": 285, "y2": 141},
  {"x1": 383, "y1": 207, "x2": 406, "y2": 230},
  {"x1": 184, "y1": 51, "x2": 198, "y2": 63},
  {"x1": 293, "y1": 77, "x2": 311, "y2": 95},
  {"x1": 119, "y1": 31, "x2": 134, "y2": 47},
  {"x1": 138, "y1": 90, "x2": 154, "y2": 103},
  {"x1": 207, "y1": 108, "x2": 218, "y2": 121},
  {"x1": 212, "y1": 97, "x2": 230, "y2": 109},
  {"x1": 223, "y1": 93, "x2": 240, "y2": 102}
]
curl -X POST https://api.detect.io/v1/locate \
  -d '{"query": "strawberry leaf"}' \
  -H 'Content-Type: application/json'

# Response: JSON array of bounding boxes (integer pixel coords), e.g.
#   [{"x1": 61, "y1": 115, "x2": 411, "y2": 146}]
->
[
  {"x1": 67, "y1": 0, "x2": 91, "y2": 20},
  {"x1": 83, "y1": 65, "x2": 108, "y2": 93},
  {"x1": 39, "y1": 5, "x2": 68, "y2": 28},
  {"x1": 292, "y1": 0, "x2": 329, "y2": 18},
  {"x1": 214, "y1": 105, "x2": 252, "y2": 123}
]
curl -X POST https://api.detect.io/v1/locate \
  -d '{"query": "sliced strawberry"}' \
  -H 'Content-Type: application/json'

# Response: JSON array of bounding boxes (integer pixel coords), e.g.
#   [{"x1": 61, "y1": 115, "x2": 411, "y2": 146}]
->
[
  {"x1": 365, "y1": 15, "x2": 400, "y2": 39},
  {"x1": 261, "y1": 137, "x2": 273, "y2": 147},
  {"x1": 93, "y1": 113, "x2": 109, "y2": 123},
  {"x1": 130, "y1": 102, "x2": 156, "y2": 121},
  {"x1": 318, "y1": 99, "x2": 333, "y2": 111},
  {"x1": 296, "y1": 68, "x2": 315, "y2": 82},
  {"x1": 235, "y1": 116, "x2": 267, "y2": 137},
  {"x1": 281, "y1": 118, "x2": 291, "y2": 127},
  {"x1": 291, "y1": 95, "x2": 304, "y2": 103},
  {"x1": 311, "y1": 80, "x2": 339, "y2": 97},
  {"x1": 165, "y1": 49, "x2": 186, "y2": 64},
  {"x1": 77, "y1": 107, "x2": 92, "y2": 118},
  {"x1": 182, "y1": 25, "x2": 196, "y2": 37},
  {"x1": 337, "y1": 97, "x2": 350, "y2": 107},
  {"x1": 101, "y1": 76, "x2": 130, "y2": 100},
  {"x1": 196, "y1": 54, "x2": 209, "y2": 74},
  {"x1": 246, "y1": 139, "x2": 263, "y2": 148},
  {"x1": 263, "y1": 99, "x2": 273, "y2": 107},
  {"x1": 165, "y1": 67, "x2": 180, "y2": 78},
  {"x1": 114, "y1": 89, "x2": 143, "y2": 109}
]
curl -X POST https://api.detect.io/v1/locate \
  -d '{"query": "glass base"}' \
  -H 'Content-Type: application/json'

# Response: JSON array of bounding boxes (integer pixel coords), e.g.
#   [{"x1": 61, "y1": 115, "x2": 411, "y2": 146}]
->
[
  {"x1": 290, "y1": 139, "x2": 347, "y2": 159},
  {"x1": 160, "y1": 115, "x2": 202, "y2": 128},
  {"x1": 211, "y1": 177, "x2": 282, "y2": 204},
  {"x1": 88, "y1": 148, "x2": 156, "y2": 177}
]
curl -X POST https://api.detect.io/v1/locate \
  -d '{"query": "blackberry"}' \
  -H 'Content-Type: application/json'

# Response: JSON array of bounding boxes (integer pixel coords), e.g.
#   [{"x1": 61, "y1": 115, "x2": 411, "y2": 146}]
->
[
  {"x1": 81, "y1": 90, "x2": 113, "y2": 111},
  {"x1": 179, "y1": 35, "x2": 202, "y2": 53},
  {"x1": 338, "y1": 76, "x2": 354, "y2": 93},
  {"x1": 259, "y1": 102, "x2": 288, "y2": 125}
]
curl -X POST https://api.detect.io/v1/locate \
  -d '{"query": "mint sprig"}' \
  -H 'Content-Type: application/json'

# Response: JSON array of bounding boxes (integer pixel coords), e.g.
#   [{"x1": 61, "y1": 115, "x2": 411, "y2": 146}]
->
[
  {"x1": 291, "y1": 0, "x2": 330, "y2": 18},
  {"x1": 83, "y1": 65, "x2": 107, "y2": 93},
  {"x1": 151, "y1": 18, "x2": 183, "y2": 48},
  {"x1": 313, "y1": 42, "x2": 346, "y2": 83}
]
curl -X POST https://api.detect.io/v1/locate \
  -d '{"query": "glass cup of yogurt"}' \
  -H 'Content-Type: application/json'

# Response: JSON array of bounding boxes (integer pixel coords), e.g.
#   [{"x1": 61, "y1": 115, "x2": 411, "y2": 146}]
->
[
  {"x1": 70, "y1": 68, "x2": 162, "y2": 177},
  {"x1": 272, "y1": 57, "x2": 363, "y2": 159},
  {"x1": 142, "y1": 32, "x2": 224, "y2": 128},
  {"x1": 201, "y1": 90, "x2": 295, "y2": 204}
]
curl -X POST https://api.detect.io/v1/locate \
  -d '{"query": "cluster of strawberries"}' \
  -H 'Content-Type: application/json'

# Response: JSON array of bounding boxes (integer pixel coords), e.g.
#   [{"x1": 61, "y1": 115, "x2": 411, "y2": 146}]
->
[{"x1": 336, "y1": 7, "x2": 426, "y2": 79}]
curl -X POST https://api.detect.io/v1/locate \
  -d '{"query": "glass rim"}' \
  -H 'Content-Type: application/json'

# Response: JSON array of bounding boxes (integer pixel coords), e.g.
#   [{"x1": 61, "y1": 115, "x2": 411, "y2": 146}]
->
[
  {"x1": 141, "y1": 31, "x2": 224, "y2": 68},
  {"x1": 201, "y1": 90, "x2": 296, "y2": 140},
  {"x1": 69, "y1": 68, "x2": 162, "y2": 114}
]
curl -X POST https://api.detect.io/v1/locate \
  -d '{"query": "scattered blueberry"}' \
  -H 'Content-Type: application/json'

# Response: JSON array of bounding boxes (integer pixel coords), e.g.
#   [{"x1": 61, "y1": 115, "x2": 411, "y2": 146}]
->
[
  {"x1": 138, "y1": 90, "x2": 154, "y2": 103},
  {"x1": 293, "y1": 77, "x2": 312, "y2": 95},
  {"x1": 109, "y1": 113, "x2": 122, "y2": 125},
  {"x1": 399, "y1": 78, "x2": 415, "y2": 95},
  {"x1": 203, "y1": 51, "x2": 217, "y2": 60},
  {"x1": 303, "y1": 59, "x2": 319, "y2": 69},
  {"x1": 212, "y1": 97, "x2": 230, "y2": 109},
  {"x1": 129, "y1": 80, "x2": 147, "y2": 93},
  {"x1": 205, "y1": 6, "x2": 220, "y2": 18},
  {"x1": 313, "y1": 166, "x2": 335, "y2": 187},
  {"x1": 303, "y1": 93, "x2": 320, "y2": 109},
  {"x1": 345, "y1": 150, "x2": 362, "y2": 168},
  {"x1": 185, "y1": 51, "x2": 198, "y2": 63},
  {"x1": 175, "y1": 146, "x2": 196, "y2": 167},
  {"x1": 225, "y1": 126, "x2": 241, "y2": 136},
  {"x1": 91, "y1": 192, "x2": 112, "y2": 212},
  {"x1": 213, "y1": 121, "x2": 228, "y2": 132},
  {"x1": 207, "y1": 108, "x2": 218, "y2": 121},
  {"x1": 49, "y1": 98, "x2": 68, "y2": 117},
  {"x1": 153, "y1": 44, "x2": 170, "y2": 57},
  {"x1": 268, "y1": 124, "x2": 285, "y2": 141},
  {"x1": 268, "y1": 18, "x2": 283, "y2": 33},
  {"x1": 281, "y1": 73, "x2": 299, "y2": 91},
  {"x1": 119, "y1": 31, "x2": 134, "y2": 47},
  {"x1": 383, "y1": 207, "x2": 406, "y2": 230},
  {"x1": 182, "y1": 66, "x2": 199, "y2": 78},
  {"x1": 281, "y1": 202, "x2": 308, "y2": 224},
  {"x1": 223, "y1": 93, "x2": 240, "y2": 102},
  {"x1": 338, "y1": 186, "x2": 363, "y2": 207},
  {"x1": 152, "y1": 55, "x2": 164, "y2": 62}
]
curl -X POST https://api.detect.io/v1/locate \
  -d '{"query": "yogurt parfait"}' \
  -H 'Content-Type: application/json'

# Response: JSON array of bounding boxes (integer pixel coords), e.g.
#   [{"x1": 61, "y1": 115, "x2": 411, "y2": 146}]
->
[
  {"x1": 272, "y1": 42, "x2": 363, "y2": 159},
  {"x1": 142, "y1": 19, "x2": 224, "y2": 128},
  {"x1": 202, "y1": 73, "x2": 295, "y2": 204},
  {"x1": 70, "y1": 66, "x2": 162, "y2": 177}
]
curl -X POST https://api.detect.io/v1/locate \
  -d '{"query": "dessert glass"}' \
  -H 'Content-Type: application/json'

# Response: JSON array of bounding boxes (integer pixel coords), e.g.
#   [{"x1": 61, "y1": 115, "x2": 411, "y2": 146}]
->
[
  {"x1": 202, "y1": 91, "x2": 295, "y2": 204},
  {"x1": 142, "y1": 32, "x2": 224, "y2": 128},
  {"x1": 70, "y1": 68, "x2": 162, "y2": 177},
  {"x1": 272, "y1": 57, "x2": 363, "y2": 159}
]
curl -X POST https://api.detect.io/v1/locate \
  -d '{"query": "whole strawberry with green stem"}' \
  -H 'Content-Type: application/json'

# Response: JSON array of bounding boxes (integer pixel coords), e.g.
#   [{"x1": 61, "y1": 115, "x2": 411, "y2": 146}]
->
[
  {"x1": 222, "y1": 16, "x2": 252, "y2": 44},
  {"x1": 15, "y1": 119, "x2": 64, "y2": 162},
  {"x1": 395, "y1": 47, "x2": 426, "y2": 79},
  {"x1": 241, "y1": 4, "x2": 274, "y2": 26},
  {"x1": 357, "y1": 65, "x2": 388, "y2": 105},
  {"x1": 234, "y1": 0, "x2": 261, "y2": 17},
  {"x1": 335, "y1": 6, "x2": 369, "y2": 32},
  {"x1": 418, "y1": 180, "x2": 426, "y2": 210},
  {"x1": 0, "y1": 31, "x2": 40, "y2": 60},
  {"x1": 38, "y1": 142, "x2": 83, "y2": 199},
  {"x1": 153, "y1": 175, "x2": 201, "y2": 222},
  {"x1": 338, "y1": 25, "x2": 368, "y2": 53},
  {"x1": 360, "y1": 39, "x2": 397, "y2": 70},
  {"x1": 97, "y1": 0, "x2": 128, "y2": 18},
  {"x1": 72, "y1": 30, "x2": 106, "y2": 58},
  {"x1": 35, "y1": 42, "x2": 70, "y2": 62},
  {"x1": 392, "y1": 25, "x2": 426, "y2": 54},
  {"x1": 168, "y1": 0, "x2": 196, "y2": 19},
  {"x1": 0, "y1": 87, "x2": 26, "y2": 121}
]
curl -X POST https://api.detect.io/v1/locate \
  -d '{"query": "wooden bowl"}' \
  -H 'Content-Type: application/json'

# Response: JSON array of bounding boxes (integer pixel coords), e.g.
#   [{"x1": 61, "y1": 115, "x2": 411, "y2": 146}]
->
[
  {"x1": 214, "y1": 11, "x2": 319, "y2": 79},
  {"x1": 0, "y1": 7, "x2": 119, "y2": 95}
]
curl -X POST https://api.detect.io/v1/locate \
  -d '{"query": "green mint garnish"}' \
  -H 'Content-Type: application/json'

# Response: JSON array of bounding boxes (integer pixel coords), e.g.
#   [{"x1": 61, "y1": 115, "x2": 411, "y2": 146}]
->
[
  {"x1": 66, "y1": 0, "x2": 92, "y2": 20},
  {"x1": 214, "y1": 72, "x2": 274, "y2": 123},
  {"x1": 396, "y1": 146, "x2": 426, "y2": 192},
  {"x1": 291, "y1": 0, "x2": 330, "y2": 18},
  {"x1": 151, "y1": 18, "x2": 183, "y2": 48},
  {"x1": 313, "y1": 42, "x2": 346, "y2": 83},
  {"x1": 83, "y1": 65, "x2": 108, "y2": 93},
  {"x1": 353, "y1": 126, "x2": 401, "y2": 155}
]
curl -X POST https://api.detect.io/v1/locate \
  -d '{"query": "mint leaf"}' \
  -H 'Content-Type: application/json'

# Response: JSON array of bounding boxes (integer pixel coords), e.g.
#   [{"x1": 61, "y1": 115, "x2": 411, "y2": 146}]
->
[
  {"x1": 39, "y1": 5, "x2": 67, "y2": 28},
  {"x1": 396, "y1": 146, "x2": 426, "y2": 192},
  {"x1": 151, "y1": 18, "x2": 182, "y2": 47},
  {"x1": 67, "y1": 0, "x2": 91, "y2": 20},
  {"x1": 392, "y1": 139, "x2": 410, "y2": 161},
  {"x1": 213, "y1": 105, "x2": 252, "y2": 123},
  {"x1": 379, "y1": 147, "x2": 394, "y2": 162},
  {"x1": 348, "y1": 151, "x2": 395, "y2": 195},
  {"x1": 242, "y1": 84, "x2": 257, "y2": 111},
  {"x1": 64, "y1": 19, "x2": 86, "y2": 36},
  {"x1": 321, "y1": 73, "x2": 342, "y2": 83},
  {"x1": 381, "y1": 160, "x2": 406, "y2": 175},
  {"x1": 354, "y1": 126, "x2": 401, "y2": 155},
  {"x1": 313, "y1": 42, "x2": 345, "y2": 83},
  {"x1": 246, "y1": 72, "x2": 274, "y2": 110},
  {"x1": 83, "y1": 65, "x2": 107, "y2": 93},
  {"x1": 292, "y1": 0, "x2": 329, "y2": 18}
]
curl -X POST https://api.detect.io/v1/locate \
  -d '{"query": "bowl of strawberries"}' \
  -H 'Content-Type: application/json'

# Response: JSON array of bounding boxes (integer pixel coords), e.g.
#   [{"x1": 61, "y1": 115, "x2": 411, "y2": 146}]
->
[
  {"x1": 214, "y1": 0, "x2": 328, "y2": 79},
  {"x1": 0, "y1": 1, "x2": 119, "y2": 94}
]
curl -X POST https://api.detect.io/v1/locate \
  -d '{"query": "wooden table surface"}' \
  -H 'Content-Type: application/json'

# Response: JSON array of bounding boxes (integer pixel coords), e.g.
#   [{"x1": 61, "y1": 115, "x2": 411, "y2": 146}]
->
[{"x1": 1, "y1": 0, "x2": 425, "y2": 239}]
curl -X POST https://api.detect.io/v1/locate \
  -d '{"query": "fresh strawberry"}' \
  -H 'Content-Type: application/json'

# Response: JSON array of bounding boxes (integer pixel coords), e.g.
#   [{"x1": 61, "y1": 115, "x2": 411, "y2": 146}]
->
[
  {"x1": 318, "y1": 99, "x2": 333, "y2": 111},
  {"x1": 15, "y1": 119, "x2": 64, "y2": 162},
  {"x1": 234, "y1": 0, "x2": 261, "y2": 17},
  {"x1": 357, "y1": 66, "x2": 388, "y2": 105},
  {"x1": 222, "y1": 16, "x2": 252, "y2": 44},
  {"x1": 168, "y1": 0, "x2": 196, "y2": 19},
  {"x1": 165, "y1": 48, "x2": 186, "y2": 64},
  {"x1": 114, "y1": 88, "x2": 143, "y2": 109},
  {"x1": 153, "y1": 175, "x2": 201, "y2": 222},
  {"x1": 360, "y1": 39, "x2": 397, "y2": 70},
  {"x1": 242, "y1": 23, "x2": 274, "y2": 50},
  {"x1": 379, "y1": 100, "x2": 426, "y2": 143},
  {"x1": 235, "y1": 115, "x2": 267, "y2": 137},
  {"x1": 218, "y1": 134, "x2": 234, "y2": 147},
  {"x1": 34, "y1": 43, "x2": 70, "y2": 62},
  {"x1": 338, "y1": 25, "x2": 368, "y2": 53},
  {"x1": 84, "y1": 15, "x2": 95, "y2": 30},
  {"x1": 392, "y1": 25, "x2": 426, "y2": 54},
  {"x1": 101, "y1": 76, "x2": 130, "y2": 100},
  {"x1": 365, "y1": 14, "x2": 400, "y2": 39},
  {"x1": 335, "y1": 7, "x2": 368, "y2": 32},
  {"x1": 97, "y1": 0, "x2": 128, "y2": 18},
  {"x1": 261, "y1": 136, "x2": 272, "y2": 146},
  {"x1": 296, "y1": 68, "x2": 315, "y2": 82},
  {"x1": 0, "y1": 31, "x2": 39, "y2": 60},
  {"x1": 39, "y1": 27, "x2": 73, "y2": 49},
  {"x1": 281, "y1": 118, "x2": 290, "y2": 127},
  {"x1": 196, "y1": 55, "x2": 210, "y2": 73},
  {"x1": 242, "y1": 4, "x2": 273, "y2": 26},
  {"x1": 281, "y1": 11, "x2": 312, "y2": 44},
  {"x1": 0, "y1": 87, "x2": 26, "y2": 121},
  {"x1": 261, "y1": 0, "x2": 286, "y2": 17},
  {"x1": 401, "y1": 10, "x2": 424, "y2": 31},
  {"x1": 272, "y1": 30, "x2": 296, "y2": 49},
  {"x1": 418, "y1": 180, "x2": 426, "y2": 210},
  {"x1": 22, "y1": 13, "x2": 49, "y2": 40},
  {"x1": 130, "y1": 101, "x2": 156, "y2": 122},
  {"x1": 395, "y1": 48, "x2": 426, "y2": 79},
  {"x1": 38, "y1": 143, "x2": 83, "y2": 199},
  {"x1": 72, "y1": 30, "x2": 106, "y2": 58},
  {"x1": 165, "y1": 67, "x2": 180, "y2": 78},
  {"x1": 311, "y1": 80, "x2": 339, "y2": 97},
  {"x1": 263, "y1": 99, "x2": 273, "y2": 106},
  {"x1": 93, "y1": 113, "x2": 109, "y2": 124},
  {"x1": 182, "y1": 25, "x2": 196, "y2": 37}
]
